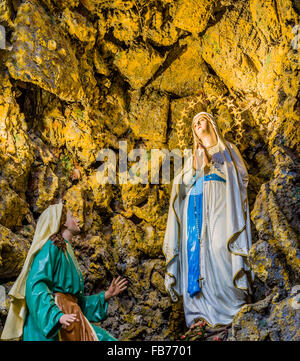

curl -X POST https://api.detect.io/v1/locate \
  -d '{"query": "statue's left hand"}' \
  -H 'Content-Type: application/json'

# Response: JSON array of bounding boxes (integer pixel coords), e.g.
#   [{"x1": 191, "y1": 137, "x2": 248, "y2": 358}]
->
[{"x1": 105, "y1": 276, "x2": 128, "y2": 300}]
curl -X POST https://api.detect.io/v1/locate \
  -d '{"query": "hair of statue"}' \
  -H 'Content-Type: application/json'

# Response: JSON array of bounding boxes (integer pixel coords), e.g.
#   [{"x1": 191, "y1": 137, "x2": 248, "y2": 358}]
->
[{"x1": 50, "y1": 204, "x2": 68, "y2": 251}]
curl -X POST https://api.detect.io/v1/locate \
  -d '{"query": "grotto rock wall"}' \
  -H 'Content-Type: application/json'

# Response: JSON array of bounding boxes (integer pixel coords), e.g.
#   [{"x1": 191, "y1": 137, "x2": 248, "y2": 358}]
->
[{"x1": 0, "y1": 0, "x2": 299, "y2": 340}]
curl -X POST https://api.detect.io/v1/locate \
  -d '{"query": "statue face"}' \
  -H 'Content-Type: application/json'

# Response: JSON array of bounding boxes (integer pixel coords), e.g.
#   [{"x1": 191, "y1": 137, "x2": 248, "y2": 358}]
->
[
  {"x1": 64, "y1": 210, "x2": 81, "y2": 235},
  {"x1": 193, "y1": 115, "x2": 210, "y2": 140}
]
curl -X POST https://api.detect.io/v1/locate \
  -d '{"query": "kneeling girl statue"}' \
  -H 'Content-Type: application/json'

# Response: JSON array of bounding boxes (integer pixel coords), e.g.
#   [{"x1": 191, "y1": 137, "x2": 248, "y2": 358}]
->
[
  {"x1": 1, "y1": 202, "x2": 127, "y2": 341},
  {"x1": 163, "y1": 111, "x2": 254, "y2": 328}
]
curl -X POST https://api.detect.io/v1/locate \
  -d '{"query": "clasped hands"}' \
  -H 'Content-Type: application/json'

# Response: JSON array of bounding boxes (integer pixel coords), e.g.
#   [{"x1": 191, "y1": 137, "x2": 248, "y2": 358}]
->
[
  {"x1": 193, "y1": 137, "x2": 212, "y2": 170},
  {"x1": 59, "y1": 276, "x2": 128, "y2": 328}
]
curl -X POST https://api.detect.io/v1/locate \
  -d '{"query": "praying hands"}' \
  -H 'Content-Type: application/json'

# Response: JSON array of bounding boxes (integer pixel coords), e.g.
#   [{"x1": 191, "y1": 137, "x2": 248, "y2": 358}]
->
[{"x1": 193, "y1": 139, "x2": 212, "y2": 169}]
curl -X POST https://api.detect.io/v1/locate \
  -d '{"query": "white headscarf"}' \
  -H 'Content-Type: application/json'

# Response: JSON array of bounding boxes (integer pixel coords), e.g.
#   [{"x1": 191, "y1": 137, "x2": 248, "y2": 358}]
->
[
  {"x1": 1, "y1": 202, "x2": 63, "y2": 340},
  {"x1": 163, "y1": 112, "x2": 254, "y2": 302},
  {"x1": 182, "y1": 111, "x2": 225, "y2": 190}
]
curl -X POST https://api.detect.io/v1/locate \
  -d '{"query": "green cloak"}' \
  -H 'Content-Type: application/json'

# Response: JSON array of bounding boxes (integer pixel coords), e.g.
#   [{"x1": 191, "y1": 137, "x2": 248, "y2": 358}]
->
[{"x1": 23, "y1": 239, "x2": 116, "y2": 341}]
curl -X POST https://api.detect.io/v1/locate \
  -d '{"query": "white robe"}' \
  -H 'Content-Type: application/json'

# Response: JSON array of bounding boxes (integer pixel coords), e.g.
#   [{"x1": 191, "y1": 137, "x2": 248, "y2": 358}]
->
[{"x1": 163, "y1": 140, "x2": 254, "y2": 327}]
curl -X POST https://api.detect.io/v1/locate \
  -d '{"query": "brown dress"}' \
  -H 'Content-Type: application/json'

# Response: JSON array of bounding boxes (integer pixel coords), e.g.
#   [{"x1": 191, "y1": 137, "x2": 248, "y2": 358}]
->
[{"x1": 54, "y1": 293, "x2": 98, "y2": 341}]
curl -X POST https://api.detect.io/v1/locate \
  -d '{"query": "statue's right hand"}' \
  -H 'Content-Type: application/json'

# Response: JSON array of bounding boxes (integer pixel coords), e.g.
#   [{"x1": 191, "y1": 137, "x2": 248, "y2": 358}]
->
[
  {"x1": 194, "y1": 138, "x2": 205, "y2": 151},
  {"x1": 59, "y1": 314, "x2": 78, "y2": 328},
  {"x1": 196, "y1": 141, "x2": 206, "y2": 150}
]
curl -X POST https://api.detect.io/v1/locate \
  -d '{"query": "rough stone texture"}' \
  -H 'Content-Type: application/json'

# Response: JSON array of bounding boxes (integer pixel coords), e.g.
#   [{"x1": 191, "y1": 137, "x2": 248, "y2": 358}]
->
[
  {"x1": 0, "y1": 68, "x2": 35, "y2": 193},
  {"x1": 230, "y1": 290, "x2": 300, "y2": 341},
  {"x1": 0, "y1": 0, "x2": 13, "y2": 27},
  {"x1": 0, "y1": 225, "x2": 31, "y2": 279},
  {"x1": 0, "y1": 0, "x2": 299, "y2": 341},
  {"x1": 6, "y1": 0, "x2": 85, "y2": 103},
  {"x1": 113, "y1": 43, "x2": 166, "y2": 89},
  {"x1": 128, "y1": 88, "x2": 169, "y2": 143}
]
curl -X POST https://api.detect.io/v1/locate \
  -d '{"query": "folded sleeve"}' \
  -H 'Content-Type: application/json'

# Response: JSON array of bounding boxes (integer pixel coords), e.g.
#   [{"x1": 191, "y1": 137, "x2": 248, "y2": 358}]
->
[
  {"x1": 25, "y1": 240, "x2": 64, "y2": 339},
  {"x1": 229, "y1": 142, "x2": 249, "y2": 189},
  {"x1": 79, "y1": 291, "x2": 108, "y2": 323},
  {"x1": 228, "y1": 141, "x2": 249, "y2": 212}
]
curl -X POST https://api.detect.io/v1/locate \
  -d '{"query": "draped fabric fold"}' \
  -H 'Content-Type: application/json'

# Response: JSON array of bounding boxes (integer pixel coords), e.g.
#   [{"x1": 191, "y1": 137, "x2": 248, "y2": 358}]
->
[
  {"x1": 187, "y1": 173, "x2": 227, "y2": 297},
  {"x1": 187, "y1": 180, "x2": 203, "y2": 297},
  {"x1": 22, "y1": 239, "x2": 114, "y2": 341},
  {"x1": 1, "y1": 203, "x2": 63, "y2": 340},
  {"x1": 163, "y1": 112, "x2": 255, "y2": 314},
  {"x1": 1, "y1": 202, "x2": 116, "y2": 341},
  {"x1": 54, "y1": 293, "x2": 98, "y2": 341}
]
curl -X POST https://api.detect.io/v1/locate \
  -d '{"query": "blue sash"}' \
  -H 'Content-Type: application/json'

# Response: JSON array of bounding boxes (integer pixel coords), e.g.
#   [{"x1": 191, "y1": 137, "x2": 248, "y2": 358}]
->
[{"x1": 187, "y1": 173, "x2": 226, "y2": 297}]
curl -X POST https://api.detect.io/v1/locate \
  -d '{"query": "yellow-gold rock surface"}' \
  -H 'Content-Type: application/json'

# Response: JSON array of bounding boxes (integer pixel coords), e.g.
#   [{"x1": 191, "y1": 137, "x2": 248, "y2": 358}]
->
[{"x1": 0, "y1": 0, "x2": 299, "y2": 341}]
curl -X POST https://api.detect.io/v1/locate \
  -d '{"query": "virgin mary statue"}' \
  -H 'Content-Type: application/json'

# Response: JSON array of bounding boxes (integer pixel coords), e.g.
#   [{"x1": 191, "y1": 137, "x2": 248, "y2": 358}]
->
[{"x1": 163, "y1": 112, "x2": 254, "y2": 328}]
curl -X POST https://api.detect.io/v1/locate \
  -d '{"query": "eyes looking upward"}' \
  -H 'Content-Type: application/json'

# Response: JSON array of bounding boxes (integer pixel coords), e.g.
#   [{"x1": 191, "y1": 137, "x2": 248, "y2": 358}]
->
[{"x1": 193, "y1": 117, "x2": 208, "y2": 133}]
